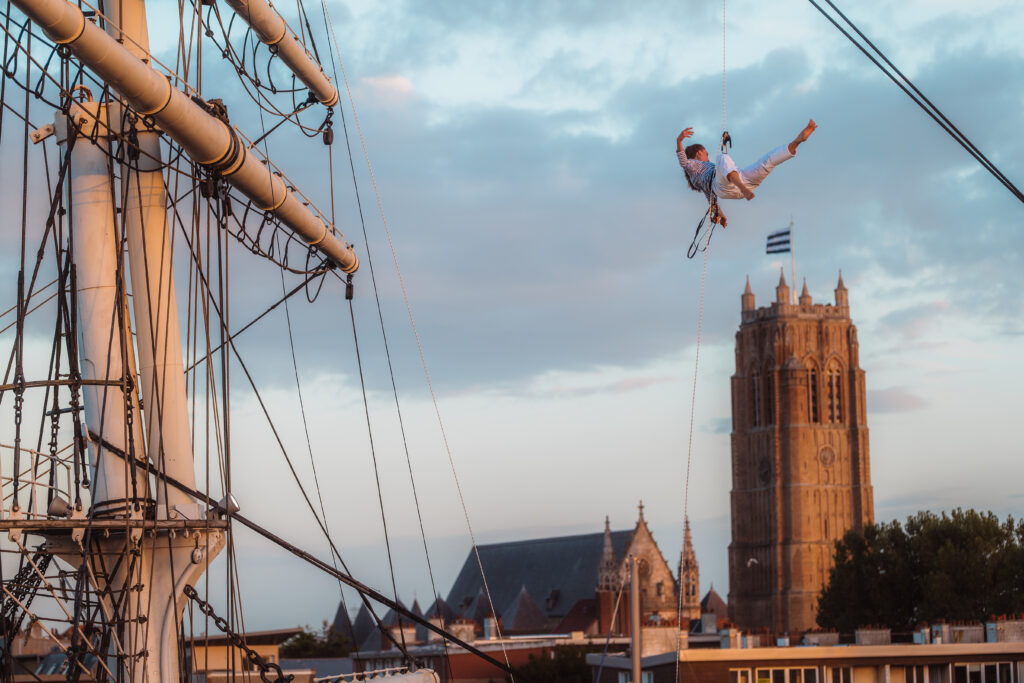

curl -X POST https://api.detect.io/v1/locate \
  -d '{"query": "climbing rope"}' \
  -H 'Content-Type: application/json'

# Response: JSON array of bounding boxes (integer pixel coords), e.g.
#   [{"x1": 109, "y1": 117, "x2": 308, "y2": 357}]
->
[{"x1": 678, "y1": 0, "x2": 724, "y2": 674}]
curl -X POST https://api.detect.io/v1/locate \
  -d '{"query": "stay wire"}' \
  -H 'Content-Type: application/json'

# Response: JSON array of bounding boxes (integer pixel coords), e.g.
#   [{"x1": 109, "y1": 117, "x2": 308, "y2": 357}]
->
[
  {"x1": 329, "y1": 40, "x2": 453, "y2": 675},
  {"x1": 818, "y1": 0, "x2": 1020, "y2": 200},
  {"x1": 346, "y1": 296, "x2": 410, "y2": 658},
  {"x1": 805, "y1": 0, "x2": 1024, "y2": 203},
  {"x1": 318, "y1": 4, "x2": 513, "y2": 675},
  {"x1": 172, "y1": 203, "x2": 409, "y2": 659}
]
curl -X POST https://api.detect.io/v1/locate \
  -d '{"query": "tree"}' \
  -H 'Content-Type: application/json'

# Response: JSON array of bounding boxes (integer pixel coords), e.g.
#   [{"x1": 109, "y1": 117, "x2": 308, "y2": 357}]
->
[
  {"x1": 817, "y1": 509, "x2": 1024, "y2": 633},
  {"x1": 279, "y1": 621, "x2": 353, "y2": 658}
]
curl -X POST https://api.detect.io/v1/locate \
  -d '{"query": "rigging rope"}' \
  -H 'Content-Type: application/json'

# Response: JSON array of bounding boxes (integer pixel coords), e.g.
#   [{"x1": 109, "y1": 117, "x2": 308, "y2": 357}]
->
[
  {"x1": 318, "y1": 1, "x2": 512, "y2": 674},
  {"x1": 806, "y1": 0, "x2": 1024, "y2": 204},
  {"x1": 328, "y1": 50, "x2": 453, "y2": 672}
]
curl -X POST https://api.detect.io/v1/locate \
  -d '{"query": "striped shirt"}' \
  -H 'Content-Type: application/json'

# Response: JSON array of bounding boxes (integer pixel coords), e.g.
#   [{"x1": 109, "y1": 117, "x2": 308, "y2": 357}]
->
[{"x1": 677, "y1": 150, "x2": 715, "y2": 202}]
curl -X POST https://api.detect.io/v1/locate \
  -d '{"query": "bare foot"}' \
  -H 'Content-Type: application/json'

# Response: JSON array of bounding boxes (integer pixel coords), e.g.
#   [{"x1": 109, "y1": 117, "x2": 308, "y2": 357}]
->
[{"x1": 789, "y1": 119, "x2": 817, "y2": 154}]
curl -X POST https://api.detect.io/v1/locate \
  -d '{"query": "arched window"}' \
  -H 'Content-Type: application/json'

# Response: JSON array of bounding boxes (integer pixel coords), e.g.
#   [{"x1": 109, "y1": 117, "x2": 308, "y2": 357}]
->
[
  {"x1": 807, "y1": 365, "x2": 820, "y2": 423},
  {"x1": 826, "y1": 363, "x2": 843, "y2": 423}
]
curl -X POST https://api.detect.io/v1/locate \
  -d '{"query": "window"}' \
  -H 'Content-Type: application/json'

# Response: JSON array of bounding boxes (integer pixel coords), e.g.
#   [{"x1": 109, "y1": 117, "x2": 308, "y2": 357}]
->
[
  {"x1": 656, "y1": 581, "x2": 663, "y2": 597},
  {"x1": 826, "y1": 364, "x2": 843, "y2": 423},
  {"x1": 751, "y1": 372, "x2": 762, "y2": 427},
  {"x1": 764, "y1": 372, "x2": 774, "y2": 425},
  {"x1": 730, "y1": 671, "x2": 751, "y2": 683},
  {"x1": 808, "y1": 367, "x2": 819, "y2": 423},
  {"x1": 829, "y1": 667, "x2": 851, "y2": 683}
]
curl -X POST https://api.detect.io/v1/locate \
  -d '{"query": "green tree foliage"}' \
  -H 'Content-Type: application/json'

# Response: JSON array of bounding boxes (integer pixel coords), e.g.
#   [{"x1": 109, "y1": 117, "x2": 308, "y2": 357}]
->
[
  {"x1": 279, "y1": 621, "x2": 352, "y2": 658},
  {"x1": 506, "y1": 646, "x2": 595, "y2": 683},
  {"x1": 817, "y1": 509, "x2": 1024, "y2": 633}
]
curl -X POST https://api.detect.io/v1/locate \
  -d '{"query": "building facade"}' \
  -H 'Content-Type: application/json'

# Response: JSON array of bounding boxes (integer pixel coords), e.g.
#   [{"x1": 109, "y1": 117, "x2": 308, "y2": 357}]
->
[{"x1": 728, "y1": 273, "x2": 874, "y2": 633}]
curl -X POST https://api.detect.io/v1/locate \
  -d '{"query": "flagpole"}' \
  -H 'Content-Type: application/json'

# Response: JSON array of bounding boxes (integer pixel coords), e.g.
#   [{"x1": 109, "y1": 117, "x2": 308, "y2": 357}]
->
[{"x1": 790, "y1": 216, "x2": 796, "y2": 305}]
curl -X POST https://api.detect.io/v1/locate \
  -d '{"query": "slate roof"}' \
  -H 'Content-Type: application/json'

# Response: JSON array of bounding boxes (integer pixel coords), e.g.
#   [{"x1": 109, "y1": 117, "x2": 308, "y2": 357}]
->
[
  {"x1": 425, "y1": 597, "x2": 456, "y2": 622},
  {"x1": 351, "y1": 604, "x2": 375, "y2": 648},
  {"x1": 445, "y1": 529, "x2": 633, "y2": 621},
  {"x1": 500, "y1": 586, "x2": 548, "y2": 633},
  {"x1": 553, "y1": 598, "x2": 598, "y2": 634},
  {"x1": 331, "y1": 601, "x2": 356, "y2": 644},
  {"x1": 700, "y1": 586, "x2": 728, "y2": 617}
]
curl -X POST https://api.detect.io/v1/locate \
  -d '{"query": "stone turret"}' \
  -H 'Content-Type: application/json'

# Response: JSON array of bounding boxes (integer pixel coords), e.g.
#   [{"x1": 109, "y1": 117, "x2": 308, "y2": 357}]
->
[{"x1": 775, "y1": 269, "x2": 790, "y2": 304}]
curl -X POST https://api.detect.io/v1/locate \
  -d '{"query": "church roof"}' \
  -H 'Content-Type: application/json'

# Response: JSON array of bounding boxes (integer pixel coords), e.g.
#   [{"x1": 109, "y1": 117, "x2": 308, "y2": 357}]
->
[
  {"x1": 701, "y1": 586, "x2": 728, "y2": 617},
  {"x1": 446, "y1": 529, "x2": 633, "y2": 621}
]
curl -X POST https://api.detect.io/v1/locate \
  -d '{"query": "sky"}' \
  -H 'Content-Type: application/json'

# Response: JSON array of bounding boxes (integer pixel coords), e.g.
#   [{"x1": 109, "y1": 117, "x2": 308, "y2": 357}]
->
[{"x1": 1, "y1": 0, "x2": 1023, "y2": 634}]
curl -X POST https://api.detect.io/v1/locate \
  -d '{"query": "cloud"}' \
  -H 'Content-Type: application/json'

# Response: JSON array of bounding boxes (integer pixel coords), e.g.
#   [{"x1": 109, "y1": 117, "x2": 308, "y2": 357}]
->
[
  {"x1": 539, "y1": 374, "x2": 673, "y2": 398},
  {"x1": 878, "y1": 301, "x2": 951, "y2": 340},
  {"x1": 867, "y1": 386, "x2": 928, "y2": 413},
  {"x1": 705, "y1": 417, "x2": 732, "y2": 434},
  {"x1": 361, "y1": 74, "x2": 415, "y2": 103}
]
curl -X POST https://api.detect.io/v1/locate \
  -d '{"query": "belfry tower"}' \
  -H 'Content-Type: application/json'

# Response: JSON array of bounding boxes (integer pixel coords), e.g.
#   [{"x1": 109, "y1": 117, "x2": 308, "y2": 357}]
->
[{"x1": 728, "y1": 272, "x2": 873, "y2": 634}]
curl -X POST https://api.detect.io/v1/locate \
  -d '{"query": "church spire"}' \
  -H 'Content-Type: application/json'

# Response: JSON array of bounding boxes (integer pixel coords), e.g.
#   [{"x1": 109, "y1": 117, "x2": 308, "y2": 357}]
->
[
  {"x1": 776, "y1": 268, "x2": 790, "y2": 304},
  {"x1": 678, "y1": 516, "x2": 700, "y2": 622},
  {"x1": 597, "y1": 515, "x2": 618, "y2": 590}
]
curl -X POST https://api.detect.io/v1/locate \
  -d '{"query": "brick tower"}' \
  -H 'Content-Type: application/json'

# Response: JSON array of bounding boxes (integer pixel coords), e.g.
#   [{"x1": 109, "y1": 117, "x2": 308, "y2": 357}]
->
[{"x1": 728, "y1": 272, "x2": 873, "y2": 634}]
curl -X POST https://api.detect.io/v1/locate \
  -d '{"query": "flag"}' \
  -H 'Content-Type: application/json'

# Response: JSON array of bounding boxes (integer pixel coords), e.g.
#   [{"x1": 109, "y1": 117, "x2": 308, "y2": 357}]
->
[{"x1": 766, "y1": 228, "x2": 791, "y2": 254}]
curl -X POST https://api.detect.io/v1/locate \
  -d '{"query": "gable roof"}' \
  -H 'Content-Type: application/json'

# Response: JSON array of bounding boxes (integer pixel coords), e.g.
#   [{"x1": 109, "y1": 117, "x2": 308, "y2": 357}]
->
[{"x1": 445, "y1": 529, "x2": 633, "y2": 621}]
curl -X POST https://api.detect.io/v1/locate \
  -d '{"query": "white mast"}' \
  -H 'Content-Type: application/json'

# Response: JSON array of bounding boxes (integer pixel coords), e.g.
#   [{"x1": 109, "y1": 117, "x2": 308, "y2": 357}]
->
[{"x1": 57, "y1": 100, "x2": 149, "y2": 515}]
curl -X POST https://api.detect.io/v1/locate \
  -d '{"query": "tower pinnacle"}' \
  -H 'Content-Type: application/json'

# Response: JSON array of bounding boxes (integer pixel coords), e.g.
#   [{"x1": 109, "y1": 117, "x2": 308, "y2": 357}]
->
[
  {"x1": 799, "y1": 278, "x2": 812, "y2": 306},
  {"x1": 835, "y1": 270, "x2": 849, "y2": 308},
  {"x1": 742, "y1": 276, "x2": 755, "y2": 311},
  {"x1": 776, "y1": 268, "x2": 790, "y2": 304}
]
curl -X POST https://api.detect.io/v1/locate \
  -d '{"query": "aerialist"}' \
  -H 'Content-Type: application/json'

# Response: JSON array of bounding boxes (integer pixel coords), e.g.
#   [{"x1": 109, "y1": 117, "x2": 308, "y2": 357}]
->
[{"x1": 677, "y1": 120, "x2": 817, "y2": 226}]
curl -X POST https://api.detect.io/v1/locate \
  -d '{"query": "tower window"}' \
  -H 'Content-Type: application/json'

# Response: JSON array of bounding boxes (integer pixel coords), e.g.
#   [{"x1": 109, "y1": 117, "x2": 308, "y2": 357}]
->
[
  {"x1": 826, "y1": 365, "x2": 843, "y2": 423},
  {"x1": 808, "y1": 368, "x2": 819, "y2": 423},
  {"x1": 764, "y1": 373, "x2": 774, "y2": 426},
  {"x1": 751, "y1": 372, "x2": 761, "y2": 427}
]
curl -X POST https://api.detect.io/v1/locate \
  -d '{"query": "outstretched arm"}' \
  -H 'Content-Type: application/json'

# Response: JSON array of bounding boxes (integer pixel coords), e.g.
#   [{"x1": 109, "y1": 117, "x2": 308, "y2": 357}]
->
[{"x1": 677, "y1": 127, "x2": 694, "y2": 155}]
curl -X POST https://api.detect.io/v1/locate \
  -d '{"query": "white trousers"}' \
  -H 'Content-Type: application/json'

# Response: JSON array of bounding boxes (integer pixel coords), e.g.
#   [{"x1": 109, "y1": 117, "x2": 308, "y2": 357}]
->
[{"x1": 713, "y1": 144, "x2": 795, "y2": 200}]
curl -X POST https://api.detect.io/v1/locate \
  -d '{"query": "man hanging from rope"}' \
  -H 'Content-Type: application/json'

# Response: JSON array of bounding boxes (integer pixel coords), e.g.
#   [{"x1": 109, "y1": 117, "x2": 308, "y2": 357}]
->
[{"x1": 677, "y1": 119, "x2": 817, "y2": 227}]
